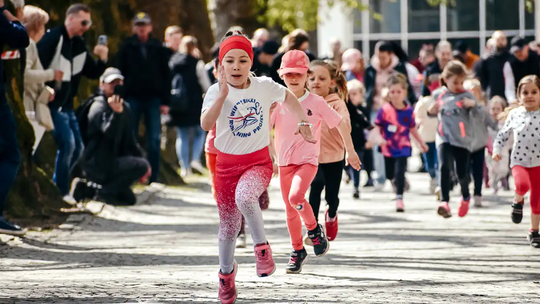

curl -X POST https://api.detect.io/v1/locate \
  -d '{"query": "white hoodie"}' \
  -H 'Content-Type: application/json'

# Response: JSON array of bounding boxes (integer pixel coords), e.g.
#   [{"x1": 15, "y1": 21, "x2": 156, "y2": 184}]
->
[{"x1": 414, "y1": 96, "x2": 438, "y2": 143}]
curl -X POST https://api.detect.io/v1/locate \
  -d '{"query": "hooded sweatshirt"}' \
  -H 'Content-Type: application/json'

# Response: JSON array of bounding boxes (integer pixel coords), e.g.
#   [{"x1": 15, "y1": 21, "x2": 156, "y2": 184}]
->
[
  {"x1": 319, "y1": 93, "x2": 351, "y2": 164},
  {"x1": 414, "y1": 96, "x2": 438, "y2": 143}
]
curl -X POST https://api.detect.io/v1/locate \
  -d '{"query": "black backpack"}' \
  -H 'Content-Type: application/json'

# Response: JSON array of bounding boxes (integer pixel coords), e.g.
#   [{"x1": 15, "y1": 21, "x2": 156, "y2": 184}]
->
[{"x1": 76, "y1": 93, "x2": 105, "y2": 145}]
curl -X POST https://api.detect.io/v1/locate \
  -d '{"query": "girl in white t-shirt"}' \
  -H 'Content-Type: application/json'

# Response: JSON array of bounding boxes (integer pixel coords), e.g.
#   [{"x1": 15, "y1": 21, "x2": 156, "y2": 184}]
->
[{"x1": 200, "y1": 31, "x2": 315, "y2": 304}]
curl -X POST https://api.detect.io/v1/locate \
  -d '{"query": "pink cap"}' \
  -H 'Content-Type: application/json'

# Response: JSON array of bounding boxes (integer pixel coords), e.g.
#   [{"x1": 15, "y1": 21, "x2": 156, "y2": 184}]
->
[{"x1": 279, "y1": 50, "x2": 310, "y2": 76}]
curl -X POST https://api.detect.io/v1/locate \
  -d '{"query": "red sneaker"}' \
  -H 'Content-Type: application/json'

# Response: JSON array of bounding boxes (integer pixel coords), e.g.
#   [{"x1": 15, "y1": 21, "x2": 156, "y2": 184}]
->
[
  {"x1": 437, "y1": 202, "x2": 452, "y2": 218},
  {"x1": 458, "y1": 198, "x2": 470, "y2": 217},
  {"x1": 396, "y1": 199, "x2": 405, "y2": 212},
  {"x1": 218, "y1": 261, "x2": 238, "y2": 304},
  {"x1": 254, "y1": 243, "x2": 275, "y2": 277},
  {"x1": 325, "y1": 210, "x2": 338, "y2": 241}
]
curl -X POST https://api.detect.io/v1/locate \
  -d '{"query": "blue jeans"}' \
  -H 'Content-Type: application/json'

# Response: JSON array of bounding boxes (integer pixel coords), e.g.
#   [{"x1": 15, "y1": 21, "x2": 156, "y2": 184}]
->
[
  {"x1": 176, "y1": 126, "x2": 206, "y2": 169},
  {"x1": 51, "y1": 110, "x2": 84, "y2": 195},
  {"x1": 422, "y1": 142, "x2": 439, "y2": 181},
  {"x1": 370, "y1": 110, "x2": 385, "y2": 184},
  {"x1": 127, "y1": 98, "x2": 161, "y2": 183},
  {"x1": 0, "y1": 102, "x2": 21, "y2": 214}
]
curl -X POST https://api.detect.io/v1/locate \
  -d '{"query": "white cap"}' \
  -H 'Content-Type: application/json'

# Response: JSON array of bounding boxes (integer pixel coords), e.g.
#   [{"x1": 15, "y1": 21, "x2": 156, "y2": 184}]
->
[{"x1": 100, "y1": 67, "x2": 124, "y2": 83}]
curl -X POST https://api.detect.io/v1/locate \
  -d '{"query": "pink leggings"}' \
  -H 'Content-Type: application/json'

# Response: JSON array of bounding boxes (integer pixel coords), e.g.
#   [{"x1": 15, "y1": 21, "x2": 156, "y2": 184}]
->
[
  {"x1": 279, "y1": 164, "x2": 319, "y2": 251},
  {"x1": 215, "y1": 147, "x2": 273, "y2": 273},
  {"x1": 512, "y1": 165, "x2": 540, "y2": 214}
]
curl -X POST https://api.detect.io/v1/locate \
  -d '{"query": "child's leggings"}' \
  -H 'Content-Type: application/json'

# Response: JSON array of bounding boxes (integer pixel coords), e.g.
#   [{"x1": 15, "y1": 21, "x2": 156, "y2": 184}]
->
[
  {"x1": 470, "y1": 148, "x2": 485, "y2": 197},
  {"x1": 279, "y1": 164, "x2": 319, "y2": 251},
  {"x1": 309, "y1": 160, "x2": 345, "y2": 221},
  {"x1": 384, "y1": 156, "x2": 408, "y2": 196},
  {"x1": 512, "y1": 165, "x2": 540, "y2": 215},
  {"x1": 438, "y1": 143, "x2": 471, "y2": 202},
  {"x1": 215, "y1": 147, "x2": 273, "y2": 274}
]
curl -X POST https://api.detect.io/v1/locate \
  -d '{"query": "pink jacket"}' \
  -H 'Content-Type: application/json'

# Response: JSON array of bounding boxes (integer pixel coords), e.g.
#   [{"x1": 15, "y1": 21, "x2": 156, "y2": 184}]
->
[{"x1": 319, "y1": 93, "x2": 351, "y2": 164}]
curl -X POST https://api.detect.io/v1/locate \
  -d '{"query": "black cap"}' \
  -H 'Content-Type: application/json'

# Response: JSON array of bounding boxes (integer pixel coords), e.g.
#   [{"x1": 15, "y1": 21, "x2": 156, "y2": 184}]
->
[
  {"x1": 262, "y1": 40, "x2": 280, "y2": 55},
  {"x1": 455, "y1": 40, "x2": 468, "y2": 54},
  {"x1": 377, "y1": 41, "x2": 394, "y2": 53},
  {"x1": 133, "y1": 12, "x2": 151, "y2": 25},
  {"x1": 510, "y1": 36, "x2": 526, "y2": 53}
]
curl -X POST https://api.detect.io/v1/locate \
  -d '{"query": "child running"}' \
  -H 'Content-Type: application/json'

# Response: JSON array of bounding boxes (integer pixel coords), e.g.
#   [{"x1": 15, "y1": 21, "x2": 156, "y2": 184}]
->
[
  {"x1": 486, "y1": 96, "x2": 510, "y2": 194},
  {"x1": 428, "y1": 60, "x2": 481, "y2": 218},
  {"x1": 493, "y1": 75, "x2": 540, "y2": 248},
  {"x1": 414, "y1": 96, "x2": 439, "y2": 196},
  {"x1": 375, "y1": 73, "x2": 428, "y2": 212},
  {"x1": 271, "y1": 50, "x2": 361, "y2": 274},
  {"x1": 307, "y1": 60, "x2": 360, "y2": 242},
  {"x1": 201, "y1": 31, "x2": 315, "y2": 304}
]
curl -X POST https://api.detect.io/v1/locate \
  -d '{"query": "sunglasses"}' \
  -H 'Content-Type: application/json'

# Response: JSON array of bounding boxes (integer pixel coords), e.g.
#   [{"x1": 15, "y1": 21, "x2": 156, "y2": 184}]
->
[{"x1": 81, "y1": 20, "x2": 92, "y2": 27}]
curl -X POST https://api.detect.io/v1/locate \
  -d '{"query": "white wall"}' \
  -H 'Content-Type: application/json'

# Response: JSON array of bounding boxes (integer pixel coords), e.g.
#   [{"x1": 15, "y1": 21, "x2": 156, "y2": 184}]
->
[{"x1": 317, "y1": 0, "x2": 354, "y2": 57}]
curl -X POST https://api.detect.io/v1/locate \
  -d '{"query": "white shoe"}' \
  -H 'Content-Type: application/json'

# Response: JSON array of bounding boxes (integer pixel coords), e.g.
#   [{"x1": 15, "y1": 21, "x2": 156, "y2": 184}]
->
[
  {"x1": 374, "y1": 182, "x2": 384, "y2": 192},
  {"x1": 180, "y1": 167, "x2": 192, "y2": 178},
  {"x1": 430, "y1": 178, "x2": 437, "y2": 194},
  {"x1": 190, "y1": 161, "x2": 205, "y2": 174},
  {"x1": 236, "y1": 233, "x2": 246, "y2": 248},
  {"x1": 63, "y1": 195, "x2": 77, "y2": 206},
  {"x1": 474, "y1": 195, "x2": 483, "y2": 207}
]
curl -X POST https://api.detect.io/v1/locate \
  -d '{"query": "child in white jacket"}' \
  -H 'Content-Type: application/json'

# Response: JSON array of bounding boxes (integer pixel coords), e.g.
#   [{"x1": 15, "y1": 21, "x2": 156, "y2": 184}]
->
[{"x1": 414, "y1": 96, "x2": 439, "y2": 194}]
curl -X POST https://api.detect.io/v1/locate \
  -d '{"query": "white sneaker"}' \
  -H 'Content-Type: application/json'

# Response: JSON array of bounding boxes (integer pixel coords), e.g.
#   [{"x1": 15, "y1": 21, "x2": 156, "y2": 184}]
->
[
  {"x1": 236, "y1": 233, "x2": 246, "y2": 248},
  {"x1": 430, "y1": 178, "x2": 437, "y2": 194},
  {"x1": 374, "y1": 182, "x2": 384, "y2": 192},
  {"x1": 190, "y1": 161, "x2": 205, "y2": 174},
  {"x1": 474, "y1": 195, "x2": 483, "y2": 207},
  {"x1": 180, "y1": 167, "x2": 192, "y2": 178},
  {"x1": 63, "y1": 195, "x2": 77, "y2": 205}
]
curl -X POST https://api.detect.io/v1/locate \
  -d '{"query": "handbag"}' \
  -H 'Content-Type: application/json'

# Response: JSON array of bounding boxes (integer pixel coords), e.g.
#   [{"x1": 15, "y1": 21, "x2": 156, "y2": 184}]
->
[{"x1": 34, "y1": 86, "x2": 55, "y2": 131}]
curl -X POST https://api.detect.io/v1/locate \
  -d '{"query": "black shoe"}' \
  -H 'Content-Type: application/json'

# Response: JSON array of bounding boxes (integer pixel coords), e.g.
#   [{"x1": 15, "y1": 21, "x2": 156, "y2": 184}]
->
[
  {"x1": 285, "y1": 248, "x2": 308, "y2": 274},
  {"x1": 308, "y1": 224, "x2": 330, "y2": 257},
  {"x1": 528, "y1": 231, "x2": 540, "y2": 248},
  {"x1": 0, "y1": 218, "x2": 26, "y2": 236},
  {"x1": 69, "y1": 178, "x2": 96, "y2": 203},
  {"x1": 95, "y1": 192, "x2": 130, "y2": 206},
  {"x1": 353, "y1": 189, "x2": 360, "y2": 199},
  {"x1": 511, "y1": 203, "x2": 524, "y2": 224},
  {"x1": 117, "y1": 188, "x2": 137, "y2": 206},
  {"x1": 364, "y1": 179, "x2": 374, "y2": 187}
]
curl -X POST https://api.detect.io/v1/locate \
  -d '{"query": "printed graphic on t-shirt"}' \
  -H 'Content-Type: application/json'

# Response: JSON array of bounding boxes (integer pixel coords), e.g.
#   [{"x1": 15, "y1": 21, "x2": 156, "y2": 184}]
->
[
  {"x1": 376, "y1": 103, "x2": 415, "y2": 158},
  {"x1": 228, "y1": 98, "x2": 264, "y2": 138}
]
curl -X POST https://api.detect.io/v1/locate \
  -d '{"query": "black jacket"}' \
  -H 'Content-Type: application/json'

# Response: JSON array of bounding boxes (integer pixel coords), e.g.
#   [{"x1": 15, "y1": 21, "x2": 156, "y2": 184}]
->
[
  {"x1": 421, "y1": 60, "x2": 443, "y2": 97},
  {"x1": 0, "y1": 7, "x2": 29, "y2": 106},
  {"x1": 252, "y1": 50, "x2": 271, "y2": 77},
  {"x1": 38, "y1": 25, "x2": 106, "y2": 110},
  {"x1": 509, "y1": 50, "x2": 540, "y2": 88},
  {"x1": 364, "y1": 62, "x2": 417, "y2": 112},
  {"x1": 168, "y1": 53, "x2": 204, "y2": 127},
  {"x1": 480, "y1": 51, "x2": 511, "y2": 99},
  {"x1": 83, "y1": 92, "x2": 143, "y2": 183},
  {"x1": 346, "y1": 102, "x2": 373, "y2": 151},
  {"x1": 116, "y1": 35, "x2": 171, "y2": 104},
  {"x1": 270, "y1": 51, "x2": 316, "y2": 86}
]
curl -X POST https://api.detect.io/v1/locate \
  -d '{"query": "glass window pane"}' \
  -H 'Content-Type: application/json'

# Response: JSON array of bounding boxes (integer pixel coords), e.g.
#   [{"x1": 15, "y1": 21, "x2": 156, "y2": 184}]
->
[
  {"x1": 526, "y1": 2, "x2": 535, "y2": 30},
  {"x1": 409, "y1": 0, "x2": 440, "y2": 32},
  {"x1": 369, "y1": 0, "x2": 401, "y2": 34},
  {"x1": 486, "y1": 0, "x2": 519, "y2": 30},
  {"x1": 447, "y1": 0, "x2": 480, "y2": 31},
  {"x1": 353, "y1": 7, "x2": 363, "y2": 34},
  {"x1": 353, "y1": 41, "x2": 364, "y2": 54}
]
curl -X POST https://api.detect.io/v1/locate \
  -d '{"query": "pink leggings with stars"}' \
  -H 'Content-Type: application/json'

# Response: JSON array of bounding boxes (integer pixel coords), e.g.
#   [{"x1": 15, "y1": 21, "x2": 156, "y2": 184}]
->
[{"x1": 215, "y1": 147, "x2": 273, "y2": 274}]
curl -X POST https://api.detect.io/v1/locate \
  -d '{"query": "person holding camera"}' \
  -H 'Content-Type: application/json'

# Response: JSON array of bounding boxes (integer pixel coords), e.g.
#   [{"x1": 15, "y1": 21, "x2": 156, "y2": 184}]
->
[
  {"x1": 0, "y1": 0, "x2": 29, "y2": 236},
  {"x1": 37, "y1": 3, "x2": 108, "y2": 198},
  {"x1": 71, "y1": 68, "x2": 150, "y2": 206}
]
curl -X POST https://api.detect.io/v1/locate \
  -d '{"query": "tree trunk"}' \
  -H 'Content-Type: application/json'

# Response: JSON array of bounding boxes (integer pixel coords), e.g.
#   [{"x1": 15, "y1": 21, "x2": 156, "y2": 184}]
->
[
  {"x1": 211, "y1": 0, "x2": 264, "y2": 40},
  {"x1": 4, "y1": 0, "x2": 215, "y2": 219}
]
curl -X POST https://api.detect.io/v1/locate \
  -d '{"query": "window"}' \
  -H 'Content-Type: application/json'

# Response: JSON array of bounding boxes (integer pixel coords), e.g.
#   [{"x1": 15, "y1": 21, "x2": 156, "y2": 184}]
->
[
  {"x1": 447, "y1": 0, "x2": 480, "y2": 31},
  {"x1": 409, "y1": 0, "x2": 440, "y2": 32},
  {"x1": 353, "y1": 40, "x2": 364, "y2": 54},
  {"x1": 526, "y1": 2, "x2": 535, "y2": 30},
  {"x1": 369, "y1": 0, "x2": 401, "y2": 33},
  {"x1": 353, "y1": 7, "x2": 363, "y2": 34},
  {"x1": 486, "y1": 0, "x2": 519, "y2": 30}
]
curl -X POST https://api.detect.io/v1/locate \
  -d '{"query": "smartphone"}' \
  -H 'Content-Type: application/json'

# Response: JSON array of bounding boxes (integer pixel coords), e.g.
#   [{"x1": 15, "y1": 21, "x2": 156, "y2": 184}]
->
[
  {"x1": 113, "y1": 85, "x2": 124, "y2": 97},
  {"x1": 98, "y1": 35, "x2": 107, "y2": 46}
]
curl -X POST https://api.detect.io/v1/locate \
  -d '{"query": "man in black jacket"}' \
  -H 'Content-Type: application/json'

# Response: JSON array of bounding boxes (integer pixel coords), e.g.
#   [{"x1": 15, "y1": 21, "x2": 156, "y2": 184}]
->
[
  {"x1": 116, "y1": 13, "x2": 170, "y2": 183},
  {"x1": 421, "y1": 41, "x2": 452, "y2": 97},
  {"x1": 479, "y1": 31, "x2": 511, "y2": 100},
  {"x1": 73, "y1": 68, "x2": 150, "y2": 206},
  {"x1": 503, "y1": 36, "x2": 540, "y2": 102},
  {"x1": 0, "y1": 2, "x2": 29, "y2": 236},
  {"x1": 37, "y1": 3, "x2": 108, "y2": 197}
]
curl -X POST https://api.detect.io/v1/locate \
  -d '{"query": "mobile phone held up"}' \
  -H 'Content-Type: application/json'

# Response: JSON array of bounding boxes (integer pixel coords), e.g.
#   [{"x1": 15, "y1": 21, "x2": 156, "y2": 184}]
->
[
  {"x1": 114, "y1": 85, "x2": 124, "y2": 97},
  {"x1": 98, "y1": 35, "x2": 108, "y2": 46}
]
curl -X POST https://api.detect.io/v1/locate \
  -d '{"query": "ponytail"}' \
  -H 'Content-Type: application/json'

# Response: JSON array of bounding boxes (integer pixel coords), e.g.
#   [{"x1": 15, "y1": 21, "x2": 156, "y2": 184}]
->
[{"x1": 311, "y1": 59, "x2": 348, "y2": 100}]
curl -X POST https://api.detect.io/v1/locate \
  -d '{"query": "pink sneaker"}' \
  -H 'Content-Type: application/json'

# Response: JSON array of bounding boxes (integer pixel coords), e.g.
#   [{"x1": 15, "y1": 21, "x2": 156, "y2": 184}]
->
[
  {"x1": 437, "y1": 202, "x2": 452, "y2": 218},
  {"x1": 458, "y1": 198, "x2": 470, "y2": 217},
  {"x1": 254, "y1": 243, "x2": 275, "y2": 277},
  {"x1": 218, "y1": 261, "x2": 238, "y2": 304},
  {"x1": 396, "y1": 199, "x2": 405, "y2": 212}
]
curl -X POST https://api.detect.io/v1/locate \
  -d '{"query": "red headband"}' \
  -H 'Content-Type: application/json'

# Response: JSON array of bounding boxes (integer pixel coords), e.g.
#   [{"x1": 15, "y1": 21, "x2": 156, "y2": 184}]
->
[{"x1": 219, "y1": 36, "x2": 254, "y2": 66}]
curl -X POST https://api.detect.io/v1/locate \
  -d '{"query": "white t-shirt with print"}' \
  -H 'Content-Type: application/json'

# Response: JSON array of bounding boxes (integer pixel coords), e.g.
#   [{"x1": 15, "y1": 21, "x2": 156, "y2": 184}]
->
[{"x1": 202, "y1": 76, "x2": 287, "y2": 155}]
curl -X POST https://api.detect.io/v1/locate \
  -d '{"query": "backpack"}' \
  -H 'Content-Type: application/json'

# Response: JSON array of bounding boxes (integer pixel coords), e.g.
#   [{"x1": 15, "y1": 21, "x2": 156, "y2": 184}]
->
[
  {"x1": 170, "y1": 73, "x2": 189, "y2": 113},
  {"x1": 76, "y1": 93, "x2": 105, "y2": 145}
]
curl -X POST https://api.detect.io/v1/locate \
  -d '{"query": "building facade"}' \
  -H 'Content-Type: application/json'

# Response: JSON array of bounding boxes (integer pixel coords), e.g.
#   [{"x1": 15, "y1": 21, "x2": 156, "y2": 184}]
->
[{"x1": 318, "y1": 0, "x2": 539, "y2": 60}]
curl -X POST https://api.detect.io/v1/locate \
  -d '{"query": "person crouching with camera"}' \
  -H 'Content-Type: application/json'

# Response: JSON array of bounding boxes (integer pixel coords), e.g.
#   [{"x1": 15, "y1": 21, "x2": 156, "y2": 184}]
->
[{"x1": 70, "y1": 68, "x2": 151, "y2": 206}]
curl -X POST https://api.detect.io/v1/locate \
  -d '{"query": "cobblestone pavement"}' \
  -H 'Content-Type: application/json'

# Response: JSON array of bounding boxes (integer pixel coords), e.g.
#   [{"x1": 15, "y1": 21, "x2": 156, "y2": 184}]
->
[{"x1": 1, "y1": 162, "x2": 540, "y2": 303}]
